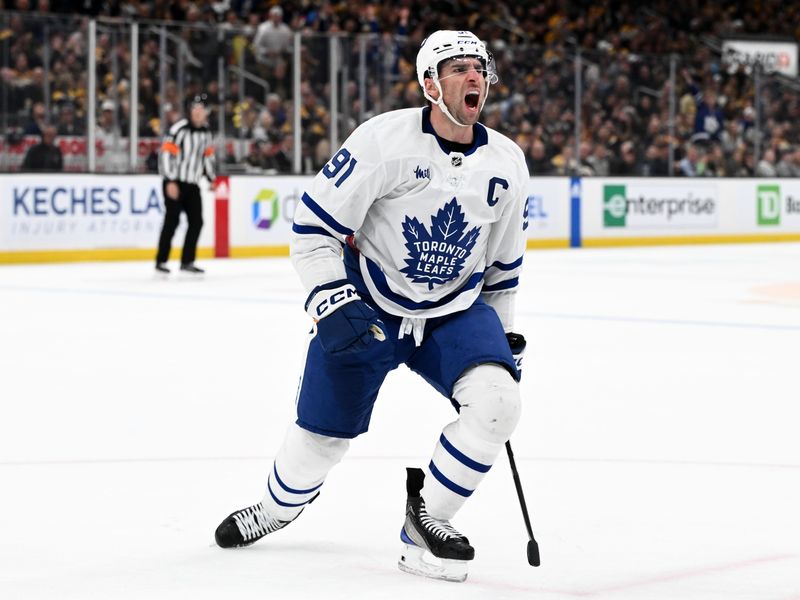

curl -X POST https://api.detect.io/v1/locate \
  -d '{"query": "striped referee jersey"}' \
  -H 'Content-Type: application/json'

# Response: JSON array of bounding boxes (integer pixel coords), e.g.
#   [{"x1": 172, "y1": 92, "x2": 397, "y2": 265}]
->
[{"x1": 159, "y1": 119, "x2": 215, "y2": 185}]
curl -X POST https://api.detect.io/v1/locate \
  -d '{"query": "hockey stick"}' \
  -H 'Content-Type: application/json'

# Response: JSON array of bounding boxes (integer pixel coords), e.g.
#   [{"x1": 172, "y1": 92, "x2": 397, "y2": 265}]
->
[{"x1": 505, "y1": 440, "x2": 540, "y2": 566}]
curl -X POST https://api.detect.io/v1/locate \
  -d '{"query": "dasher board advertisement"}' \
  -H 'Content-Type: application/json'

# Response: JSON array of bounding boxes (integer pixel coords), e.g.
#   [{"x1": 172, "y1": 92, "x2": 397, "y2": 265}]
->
[
  {"x1": 525, "y1": 177, "x2": 570, "y2": 244},
  {"x1": 0, "y1": 174, "x2": 214, "y2": 253},
  {"x1": 736, "y1": 179, "x2": 800, "y2": 232},
  {"x1": 585, "y1": 179, "x2": 720, "y2": 236}
]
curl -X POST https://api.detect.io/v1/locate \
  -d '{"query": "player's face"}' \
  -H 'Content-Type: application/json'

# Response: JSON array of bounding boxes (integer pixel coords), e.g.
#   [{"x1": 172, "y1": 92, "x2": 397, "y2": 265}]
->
[{"x1": 437, "y1": 57, "x2": 486, "y2": 125}]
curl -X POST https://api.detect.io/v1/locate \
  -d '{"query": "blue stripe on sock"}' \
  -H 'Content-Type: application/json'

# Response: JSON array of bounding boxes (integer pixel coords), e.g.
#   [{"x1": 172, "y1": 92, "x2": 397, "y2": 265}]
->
[
  {"x1": 428, "y1": 461, "x2": 473, "y2": 498},
  {"x1": 266, "y1": 478, "x2": 312, "y2": 508},
  {"x1": 272, "y1": 464, "x2": 324, "y2": 495},
  {"x1": 439, "y1": 434, "x2": 491, "y2": 473}
]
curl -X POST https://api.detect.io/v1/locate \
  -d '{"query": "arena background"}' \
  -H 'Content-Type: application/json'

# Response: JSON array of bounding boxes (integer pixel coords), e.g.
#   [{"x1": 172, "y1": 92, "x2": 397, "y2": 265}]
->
[
  {"x1": 2, "y1": 1, "x2": 800, "y2": 261},
  {"x1": 1, "y1": 3, "x2": 799, "y2": 600}
]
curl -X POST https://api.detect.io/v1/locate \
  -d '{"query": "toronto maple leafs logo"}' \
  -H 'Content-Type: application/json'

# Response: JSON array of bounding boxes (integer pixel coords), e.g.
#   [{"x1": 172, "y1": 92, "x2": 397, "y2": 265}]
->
[{"x1": 400, "y1": 198, "x2": 481, "y2": 289}]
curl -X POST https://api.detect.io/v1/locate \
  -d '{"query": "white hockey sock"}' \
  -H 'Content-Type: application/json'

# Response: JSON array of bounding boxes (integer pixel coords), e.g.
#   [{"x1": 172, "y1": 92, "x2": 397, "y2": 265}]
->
[
  {"x1": 422, "y1": 364, "x2": 521, "y2": 520},
  {"x1": 261, "y1": 423, "x2": 349, "y2": 521},
  {"x1": 422, "y1": 420, "x2": 501, "y2": 520}
]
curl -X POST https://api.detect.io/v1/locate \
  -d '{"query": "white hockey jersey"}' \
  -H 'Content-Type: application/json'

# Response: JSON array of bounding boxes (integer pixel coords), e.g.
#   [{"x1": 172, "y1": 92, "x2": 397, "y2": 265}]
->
[{"x1": 291, "y1": 107, "x2": 528, "y2": 330}]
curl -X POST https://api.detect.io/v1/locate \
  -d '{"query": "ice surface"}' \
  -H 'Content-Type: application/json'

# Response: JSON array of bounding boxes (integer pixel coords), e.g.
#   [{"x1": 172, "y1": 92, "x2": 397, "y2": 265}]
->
[{"x1": 2, "y1": 243, "x2": 799, "y2": 599}]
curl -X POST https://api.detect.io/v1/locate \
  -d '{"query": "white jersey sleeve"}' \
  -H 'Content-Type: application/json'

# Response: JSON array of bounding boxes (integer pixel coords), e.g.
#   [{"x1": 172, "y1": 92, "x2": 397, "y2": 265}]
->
[
  {"x1": 480, "y1": 144, "x2": 528, "y2": 332},
  {"x1": 290, "y1": 121, "x2": 388, "y2": 293}
]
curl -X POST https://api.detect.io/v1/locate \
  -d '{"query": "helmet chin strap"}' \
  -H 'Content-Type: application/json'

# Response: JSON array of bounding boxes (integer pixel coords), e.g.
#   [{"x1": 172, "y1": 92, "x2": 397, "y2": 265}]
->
[
  {"x1": 423, "y1": 79, "x2": 469, "y2": 128},
  {"x1": 423, "y1": 78, "x2": 491, "y2": 129}
]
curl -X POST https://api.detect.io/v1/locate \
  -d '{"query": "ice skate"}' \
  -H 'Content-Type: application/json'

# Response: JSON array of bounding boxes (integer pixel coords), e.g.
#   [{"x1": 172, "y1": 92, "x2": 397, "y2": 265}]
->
[
  {"x1": 180, "y1": 262, "x2": 205, "y2": 274},
  {"x1": 155, "y1": 263, "x2": 170, "y2": 274},
  {"x1": 215, "y1": 502, "x2": 294, "y2": 548},
  {"x1": 398, "y1": 468, "x2": 474, "y2": 583}
]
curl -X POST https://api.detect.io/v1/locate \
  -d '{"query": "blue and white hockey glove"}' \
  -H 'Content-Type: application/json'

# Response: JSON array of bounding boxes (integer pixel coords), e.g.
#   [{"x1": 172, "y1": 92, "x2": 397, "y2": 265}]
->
[
  {"x1": 305, "y1": 279, "x2": 386, "y2": 355},
  {"x1": 506, "y1": 332, "x2": 526, "y2": 378}
]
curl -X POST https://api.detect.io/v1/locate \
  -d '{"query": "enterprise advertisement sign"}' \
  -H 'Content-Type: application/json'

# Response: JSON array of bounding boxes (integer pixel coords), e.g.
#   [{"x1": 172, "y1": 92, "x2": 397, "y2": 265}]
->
[{"x1": 601, "y1": 181, "x2": 718, "y2": 229}]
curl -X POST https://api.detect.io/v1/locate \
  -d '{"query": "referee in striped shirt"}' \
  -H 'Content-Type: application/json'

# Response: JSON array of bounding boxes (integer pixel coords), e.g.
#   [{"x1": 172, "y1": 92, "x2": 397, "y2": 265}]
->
[{"x1": 156, "y1": 94, "x2": 215, "y2": 274}]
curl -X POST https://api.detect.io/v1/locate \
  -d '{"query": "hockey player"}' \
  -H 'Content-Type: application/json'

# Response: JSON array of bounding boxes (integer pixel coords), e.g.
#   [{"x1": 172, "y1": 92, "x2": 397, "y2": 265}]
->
[{"x1": 215, "y1": 30, "x2": 529, "y2": 583}]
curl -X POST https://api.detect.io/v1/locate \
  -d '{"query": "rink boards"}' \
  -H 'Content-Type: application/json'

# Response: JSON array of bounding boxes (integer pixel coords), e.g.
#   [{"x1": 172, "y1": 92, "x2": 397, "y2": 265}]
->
[{"x1": 1, "y1": 174, "x2": 800, "y2": 263}]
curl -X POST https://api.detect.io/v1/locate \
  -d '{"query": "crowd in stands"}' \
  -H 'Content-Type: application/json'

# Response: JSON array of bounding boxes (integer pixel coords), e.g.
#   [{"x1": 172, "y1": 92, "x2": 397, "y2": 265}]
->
[{"x1": 1, "y1": 0, "x2": 800, "y2": 176}]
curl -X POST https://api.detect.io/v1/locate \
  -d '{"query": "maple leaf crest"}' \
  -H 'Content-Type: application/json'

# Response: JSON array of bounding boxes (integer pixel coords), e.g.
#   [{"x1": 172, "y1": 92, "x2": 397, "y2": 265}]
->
[{"x1": 400, "y1": 197, "x2": 481, "y2": 290}]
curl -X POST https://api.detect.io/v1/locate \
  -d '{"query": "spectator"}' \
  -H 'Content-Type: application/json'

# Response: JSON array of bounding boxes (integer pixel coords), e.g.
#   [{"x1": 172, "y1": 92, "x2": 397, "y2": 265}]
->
[
  {"x1": 22, "y1": 125, "x2": 63, "y2": 171},
  {"x1": 56, "y1": 101, "x2": 85, "y2": 136},
  {"x1": 96, "y1": 99, "x2": 127, "y2": 172},
  {"x1": 252, "y1": 109, "x2": 276, "y2": 141},
  {"x1": 253, "y1": 5, "x2": 293, "y2": 62},
  {"x1": 23, "y1": 101, "x2": 48, "y2": 136},
  {"x1": 733, "y1": 105, "x2": 755, "y2": 145},
  {"x1": 265, "y1": 56, "x2": 292, "y2": 100},
  {"x1": 704, "y1": 143, "x2": 726, "y2": 177},
  {"x1": 755, "y1": 148, "x2": 778, "y2": 177},
  {"x1": 299, "y1": 84, "x2": 329, "y2": 170},
  {"x1": 265, "y1": 93, "x2": 287, "y2": 129},
  {"x1": 576, "y1": 140, "x2": 596, "y2": 176},
  {"x1": 776, "y1": 147, "x2": 800, "y2": 178},
  {"x1": 5, "y1": 0, "x2": 800, "y2": 178},
  {"x1": 609, "y1": 141, "x2": 640, "y2": 176},
  {"x1": 244, "y1": 138, "x2": 266, "y2": 171},
  {"x1": 551, "y1": 145, "x2": 575, "y2": 176},
  {"x1": 587, "y1": 144, "x2": 611, "y2": 177},
  {"x1": 22, "y1": 67, "x2": 46, "y2": 110},
  {"x1": 642, "y1": 140, "x2": 670, "y2": 176},
  {"x1": 678, "y1": 142, "x2": 710, "y2": 177},
  {"x1": 694, "y1": 88, "x2": 725, "y2": 142},
  {"x1": 1, "y1": 53, "x2": 40, "y2": 114},
  {"x1": 245, "y1": 133, "x2": 291, "y2": 173},
  {"x1": 526, "y1": 138, "x2": 551, "y2": 175},
  {"x1": 237, "y1": 103, "x2": 259, "y2": 138}
]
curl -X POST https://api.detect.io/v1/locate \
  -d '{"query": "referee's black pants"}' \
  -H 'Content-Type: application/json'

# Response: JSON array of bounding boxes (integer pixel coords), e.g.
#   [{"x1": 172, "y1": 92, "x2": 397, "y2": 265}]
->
[{"x1": 156, "y1": 181, "x2": 203, "y2": 265}]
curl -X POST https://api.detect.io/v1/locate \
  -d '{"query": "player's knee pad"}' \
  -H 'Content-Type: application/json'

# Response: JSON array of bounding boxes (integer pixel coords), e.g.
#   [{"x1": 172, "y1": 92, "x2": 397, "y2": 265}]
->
[{"x1": 452, "y1": 363, "x2": 521, "y2": 445}]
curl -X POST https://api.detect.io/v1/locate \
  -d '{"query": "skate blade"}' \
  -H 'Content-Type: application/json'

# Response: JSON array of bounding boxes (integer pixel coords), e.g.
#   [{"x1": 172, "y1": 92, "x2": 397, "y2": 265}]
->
[{"x1": 398, "y1": 543, "x2": 468, "y2": 583}]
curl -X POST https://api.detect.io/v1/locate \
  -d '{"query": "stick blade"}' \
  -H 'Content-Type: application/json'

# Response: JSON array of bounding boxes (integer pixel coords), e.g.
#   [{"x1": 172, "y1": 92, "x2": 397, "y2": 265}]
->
[{"x1": 527, "y1": 539, "x2": 541, "y2": 567}]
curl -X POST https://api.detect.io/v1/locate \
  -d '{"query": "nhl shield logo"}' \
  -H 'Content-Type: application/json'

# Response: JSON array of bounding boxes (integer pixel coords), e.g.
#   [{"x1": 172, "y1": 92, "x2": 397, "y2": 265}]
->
[{"x1": 451, "y1": 154, "x2": 463, "y2": 167}]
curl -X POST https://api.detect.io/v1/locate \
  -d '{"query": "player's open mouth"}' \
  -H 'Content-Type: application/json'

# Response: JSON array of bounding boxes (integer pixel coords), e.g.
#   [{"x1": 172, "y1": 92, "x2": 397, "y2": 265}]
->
[{"x1": 464, "y1": 91, "x2": 480, "y2": 110}]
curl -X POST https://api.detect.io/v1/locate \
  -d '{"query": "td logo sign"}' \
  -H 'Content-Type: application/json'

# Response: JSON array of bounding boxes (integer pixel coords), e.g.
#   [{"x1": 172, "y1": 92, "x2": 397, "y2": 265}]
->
[
  {"x1": 756, "y1": 183, "x2": 800, "y2": 226},
  {"x1": 757, "y1": 184, "x2": 781, "y2": 226},
  {"x1": 252, "y1": 189, "x2": 279, "y2": 229}
]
